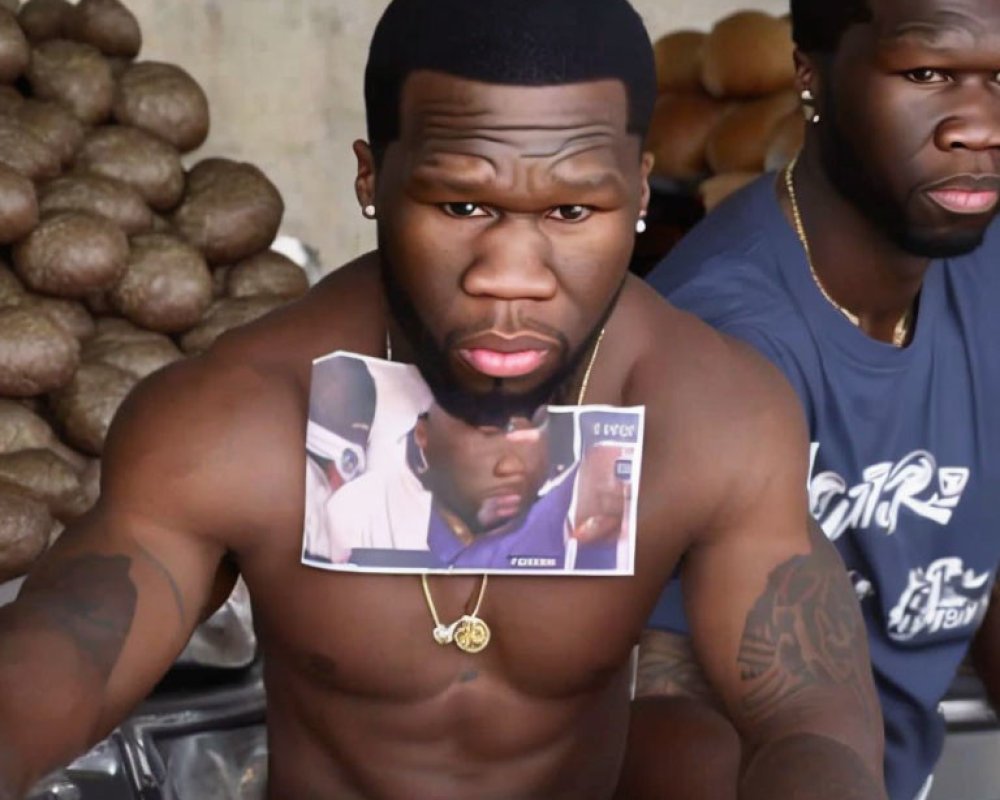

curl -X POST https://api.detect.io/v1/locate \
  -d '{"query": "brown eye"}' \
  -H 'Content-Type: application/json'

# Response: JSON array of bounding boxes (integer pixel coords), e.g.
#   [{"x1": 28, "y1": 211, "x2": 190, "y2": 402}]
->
[
  {"x1": 442, "y1": 202, "x2": 488, "y2": 218},
  {"x1": 905, "y1": 68, "x2": 948, "y2": 84},
  {"x1": 549, "y1": 205, "x2": 592, "y2": 222}
]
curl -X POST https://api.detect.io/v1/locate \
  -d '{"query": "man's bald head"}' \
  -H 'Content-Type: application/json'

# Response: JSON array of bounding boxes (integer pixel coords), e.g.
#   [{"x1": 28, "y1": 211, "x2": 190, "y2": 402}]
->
[{"x1": 364, "y1": 0, "x2": 657, "y2": 156}]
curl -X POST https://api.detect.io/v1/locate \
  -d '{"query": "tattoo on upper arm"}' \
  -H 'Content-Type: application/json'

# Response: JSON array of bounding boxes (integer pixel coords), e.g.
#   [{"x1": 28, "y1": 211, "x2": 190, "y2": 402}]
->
[
  {"x1": 736, "y1": 520, "x2": 878, "y2": 728},
  {"x1": 635, "y1": 631, "x2": 724, "y2": 710},
  {"x1": 136, "y1": 542, "x2": 186, "y2": 627},
  {"x1": 19, "y1": 554, "x2": 138, "y2": 680}
]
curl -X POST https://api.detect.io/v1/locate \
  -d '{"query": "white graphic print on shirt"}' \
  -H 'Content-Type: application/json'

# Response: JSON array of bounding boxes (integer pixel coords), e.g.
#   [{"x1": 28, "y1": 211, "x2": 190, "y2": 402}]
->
[
  {"x1": 887, "y1": 557, "x2": 990, "y2": 641},
  {"x1": 807, "y1": 444, "x2": 988, "y2": 642},
  {"x1": 808, "y1": 445, "x2": 969, "y2": 542}
]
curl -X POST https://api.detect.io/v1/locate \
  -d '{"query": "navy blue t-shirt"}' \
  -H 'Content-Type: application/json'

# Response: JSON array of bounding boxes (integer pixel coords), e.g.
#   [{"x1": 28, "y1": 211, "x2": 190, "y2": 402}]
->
[{"x1": 646, "y1": 174, "x2": 1000, "y2": 800}]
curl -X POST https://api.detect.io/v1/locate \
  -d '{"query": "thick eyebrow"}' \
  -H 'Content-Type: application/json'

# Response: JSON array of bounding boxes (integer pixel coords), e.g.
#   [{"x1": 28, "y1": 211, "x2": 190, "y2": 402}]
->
[
  {"x1": 409, "y1": 167, "x2": 627, "y2": 197},
  {"x1": 879, "y1": 15, "x2": 976, "y2": 49}
]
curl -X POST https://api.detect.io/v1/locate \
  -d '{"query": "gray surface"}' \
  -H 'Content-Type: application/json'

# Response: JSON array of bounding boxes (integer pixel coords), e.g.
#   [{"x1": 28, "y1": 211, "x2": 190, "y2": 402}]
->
[
  {"x1": 929, "y1": 727, "x2": 1000, "y2": 800},
  {"x1": 0, "y1": 576, "x2": 24, "y2": 606}
]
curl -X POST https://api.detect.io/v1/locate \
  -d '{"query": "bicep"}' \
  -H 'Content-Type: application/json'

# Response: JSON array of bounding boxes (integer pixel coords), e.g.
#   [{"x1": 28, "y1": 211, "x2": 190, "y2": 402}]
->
[
  {"x1": 679, "y1": 360, "x2": 881, "y2": 768},
  {"x1": 684, "y1": 498, "x2": 881, "y2": 766}
]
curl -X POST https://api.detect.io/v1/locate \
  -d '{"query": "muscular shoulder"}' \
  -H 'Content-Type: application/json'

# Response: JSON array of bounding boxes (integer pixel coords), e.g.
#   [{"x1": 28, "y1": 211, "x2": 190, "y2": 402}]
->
[
  {"x1": 99, "y1": 254, "x2": 386, "y2": 549},
  {"x1": 614, "y1": 278, "x2": 809, "y2": 539}
]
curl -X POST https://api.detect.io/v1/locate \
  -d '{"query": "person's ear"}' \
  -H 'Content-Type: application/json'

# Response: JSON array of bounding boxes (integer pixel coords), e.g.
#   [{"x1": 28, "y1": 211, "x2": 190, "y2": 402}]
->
[
  {"x1": 795, "y1": 49, "x2": 822, "y2": 124},
  {"x1": 353, "y1": 140, "x2": 378, "y2": 217},
  {"x1": 638, "y1": 151, "x2": 655, "y2": 222},
  {"x1": 414, "y1": 416, "x2": 428, "y2": 450}
]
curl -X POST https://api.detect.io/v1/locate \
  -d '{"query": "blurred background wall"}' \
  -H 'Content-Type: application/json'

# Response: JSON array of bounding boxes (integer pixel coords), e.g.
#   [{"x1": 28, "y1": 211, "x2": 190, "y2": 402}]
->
[{"x1": 124, "y1": 0, "x2": 788, "y2": 273}]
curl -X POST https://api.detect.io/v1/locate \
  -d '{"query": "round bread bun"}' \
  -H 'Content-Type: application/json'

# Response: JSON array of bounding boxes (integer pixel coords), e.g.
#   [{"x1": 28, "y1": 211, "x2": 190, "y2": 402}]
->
[
  {"x1": 701, "y1": 11, "x2": 795, "y2": 99},
  {"x1": 14, "y1": 99, "x2": 85, "y2": 166},
  {"x1": 17, "y1": 0, "x2": 72, "y2": 44},
  {"x1": 49, "y1": 359, "x2": 137, "y2": 455},
  {"x1": 0, "y1": 482, "x2": 51, "y2": 582},
  {"x1": 73, "y1": 125, "x2": 185, "y2": 211},
  {"x1": 0, "y1": 448, "x2": 85, "y2": 519},
  {"x1": 172, "y1": 159, "x2": 285, "y2": 265},
  {"x1": 0, "y1": 397, "x2": 57, "y2": 453},
  {"x1": 77, "y1": 458, "x2": 100, "y2": 515},
  {"x1": 652, "y1": 30, "x2": 706, "y2": 94},
  {"x1": 114, "y1": 62, "x2": 210, "y2": 153},
  {"x1": 39, "y1": 173, "x2": 153, "y2": 236},
  {"x1": 19, "y1": 293, "x2": 95, "y2": 340},
  {"x1": 83, "y1": 329, "x2": 182, "y2": 379},
  {"x1": 646, "y1": 92, "x2": 732, "y2": 180},
  {"x1": 0, "y1": 304, "x2": 80, "y2": 395},
  {"x1": 13, "y1": 210, "x2": 129, "y2": 297},
  {"x1": 179, "y1": 295, "x2": 286, "y2": 354},
  {"x1": 0, "y1": 260, "x2": 25, "y2": 306},
  {"x1": 705, "y1": 89, "x2": 799, "y2": 173},
  {"x1": 0, "y1": 85, "x2": 22, "y2": 113},
  {"x1": 66, "y1": 0, "x2": 141, "y2": 59},
  {"x1": 699, "y1": 171, "x2": 761, "y2": 212},
  {"x1": 764, "y1": 109, "x2": 806, "y2": 172},
  {"x1": 110, "y1": 232, "x2": 212, "y2": 333},
  {"x1": 89, "y1": 315, "x2": 167, "y2": 346},
  {"x1": 225, "y1": 250, "x2": 309, "y2": 299},
  {"x1": 26, "y1": 39, "x2": 115, "y2": 125},
  {"x1": 0, "y1": 115, "x2": 60, "y2": 181},
  {"x1": 0, "y1": 162, "x2": 38, "y2": 244},
  {"x1": 0, "y1": 7, "x2": 30, "y2": 84}
]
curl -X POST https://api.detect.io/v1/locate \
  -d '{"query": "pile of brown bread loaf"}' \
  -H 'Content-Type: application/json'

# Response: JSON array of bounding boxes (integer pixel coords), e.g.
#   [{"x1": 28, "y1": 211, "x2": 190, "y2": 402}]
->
[
  {"x1": 646, "y1": 10, "x2": 804, "y2": 210},
  {"x1": 0, "y1": 0, "x2": 310, "y2": 582}
]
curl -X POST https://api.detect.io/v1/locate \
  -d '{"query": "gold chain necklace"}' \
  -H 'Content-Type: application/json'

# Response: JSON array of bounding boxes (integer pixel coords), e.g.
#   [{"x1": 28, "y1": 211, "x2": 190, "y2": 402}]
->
[
  {"x1": 784, "y1": 155, "x2": 911, "y2": 348},
  {"x1": 390, "y1": 325, "x2": 606, "y2": 655}
]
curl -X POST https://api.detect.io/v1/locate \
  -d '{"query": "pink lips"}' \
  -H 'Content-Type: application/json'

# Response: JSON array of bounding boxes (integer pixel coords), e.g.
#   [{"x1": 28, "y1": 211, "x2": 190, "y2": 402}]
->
[
  {"x1": 927, "y1": 188, "x2": 1000, "y2": 215},
  {"x1": 478, "y1": 493, "x2": 525, "y2": 526},
  {"x1": 459, "y1": 347, "x2": 549, "y2": 378}
]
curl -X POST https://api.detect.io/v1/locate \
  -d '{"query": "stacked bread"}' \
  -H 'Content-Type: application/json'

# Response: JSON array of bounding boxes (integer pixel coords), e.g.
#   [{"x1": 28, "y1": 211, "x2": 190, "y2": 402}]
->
[
  {"x1": 0, "y1": 0, "x2": 310, "y2": 582},
  {"x1": 646, "y1": 10, "x2": 805, "y2": 210}
]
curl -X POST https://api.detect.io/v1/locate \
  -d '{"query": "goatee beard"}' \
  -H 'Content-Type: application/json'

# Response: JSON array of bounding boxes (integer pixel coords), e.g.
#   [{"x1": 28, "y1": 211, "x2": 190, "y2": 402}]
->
[{"x1": 379, "y1": 246, "x2": 617, "y2": 428}]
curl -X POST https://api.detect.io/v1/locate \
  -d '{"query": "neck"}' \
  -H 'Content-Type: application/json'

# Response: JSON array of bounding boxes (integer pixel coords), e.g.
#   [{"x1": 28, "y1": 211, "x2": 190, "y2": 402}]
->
[{"x1": 782, "y1": 140, "x2": 929, "y2": 345}]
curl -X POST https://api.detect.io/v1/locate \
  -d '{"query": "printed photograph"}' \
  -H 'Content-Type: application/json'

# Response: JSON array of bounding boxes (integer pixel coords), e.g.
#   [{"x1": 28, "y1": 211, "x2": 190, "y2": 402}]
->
[{"x1": 302, "y1": 352, "x2": 643, "y2": 575}]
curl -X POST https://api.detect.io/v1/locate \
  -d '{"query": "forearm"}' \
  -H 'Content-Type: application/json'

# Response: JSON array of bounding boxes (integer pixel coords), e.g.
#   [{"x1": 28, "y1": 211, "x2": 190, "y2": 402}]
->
[
  {"x1": 0, "y1": 602, "x2": 113, "y2": 797},
  {"x1": 740, "y1": 733, "x2": 886, "y2": 800}
]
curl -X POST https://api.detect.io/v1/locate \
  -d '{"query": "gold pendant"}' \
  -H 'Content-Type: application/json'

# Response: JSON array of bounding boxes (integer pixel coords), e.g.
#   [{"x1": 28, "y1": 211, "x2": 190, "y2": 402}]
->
[{"x1": 453, "y1": 615, "x2": 491, "y2": 653}]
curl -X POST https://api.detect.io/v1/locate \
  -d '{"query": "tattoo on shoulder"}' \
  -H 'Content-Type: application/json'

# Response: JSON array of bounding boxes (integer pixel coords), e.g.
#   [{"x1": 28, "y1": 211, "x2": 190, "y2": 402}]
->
[
  {"x1": 736, "y1": 520, "x2": 878, "y2": 727},
  {"x1": 20, "y1": 554, "x2": 138, "y2": 680}
]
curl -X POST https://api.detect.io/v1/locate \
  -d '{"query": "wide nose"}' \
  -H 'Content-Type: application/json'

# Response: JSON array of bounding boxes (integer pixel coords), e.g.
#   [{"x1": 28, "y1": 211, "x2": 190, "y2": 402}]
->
[
  {"x1": 493, "y1": 449, "x2": 527, "y2": 479},
  {"x1": 935, "y1": 89, "x2": 1000, "y2": 152},
  {"x1": 461, "y1": 216, "x2": 559, "y2": 301}
]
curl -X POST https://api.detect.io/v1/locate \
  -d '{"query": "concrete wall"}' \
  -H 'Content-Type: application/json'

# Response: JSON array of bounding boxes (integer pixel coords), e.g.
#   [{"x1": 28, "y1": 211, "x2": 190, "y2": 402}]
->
[{"x1": 124, "y1": 0, "x2": 788, "y2": 273}]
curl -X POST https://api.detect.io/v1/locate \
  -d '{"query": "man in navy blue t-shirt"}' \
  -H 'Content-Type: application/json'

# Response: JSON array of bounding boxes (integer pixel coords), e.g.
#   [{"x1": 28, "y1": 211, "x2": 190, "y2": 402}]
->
[{"x1": 625, "y1": 2, "x2": 1000, "y2": 800}]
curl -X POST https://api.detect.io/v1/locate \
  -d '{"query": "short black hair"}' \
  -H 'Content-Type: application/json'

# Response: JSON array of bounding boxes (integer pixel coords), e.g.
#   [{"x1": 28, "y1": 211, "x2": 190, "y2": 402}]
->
[
  {"x1": 790, "y1": 0, "x2": 873, "y2": 53},
  {"x1": 364, "y1": 0, "x2": 657, "y2": 154}
]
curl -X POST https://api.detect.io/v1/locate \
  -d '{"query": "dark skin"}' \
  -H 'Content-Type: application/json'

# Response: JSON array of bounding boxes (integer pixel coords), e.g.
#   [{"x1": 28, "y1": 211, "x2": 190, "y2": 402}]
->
[
  {"x1": 0, "y1": 73, "x2": 884, "y2": 800},
  {"x1": 790, "y1": 0, "x2": 1000, "y2": 343},
  {"x1": 632, "y1": 0, "x2": 1000, "y2": 797},
  {"x1": 415, "y1": 406, "x2": 550, "y2": 536}
]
